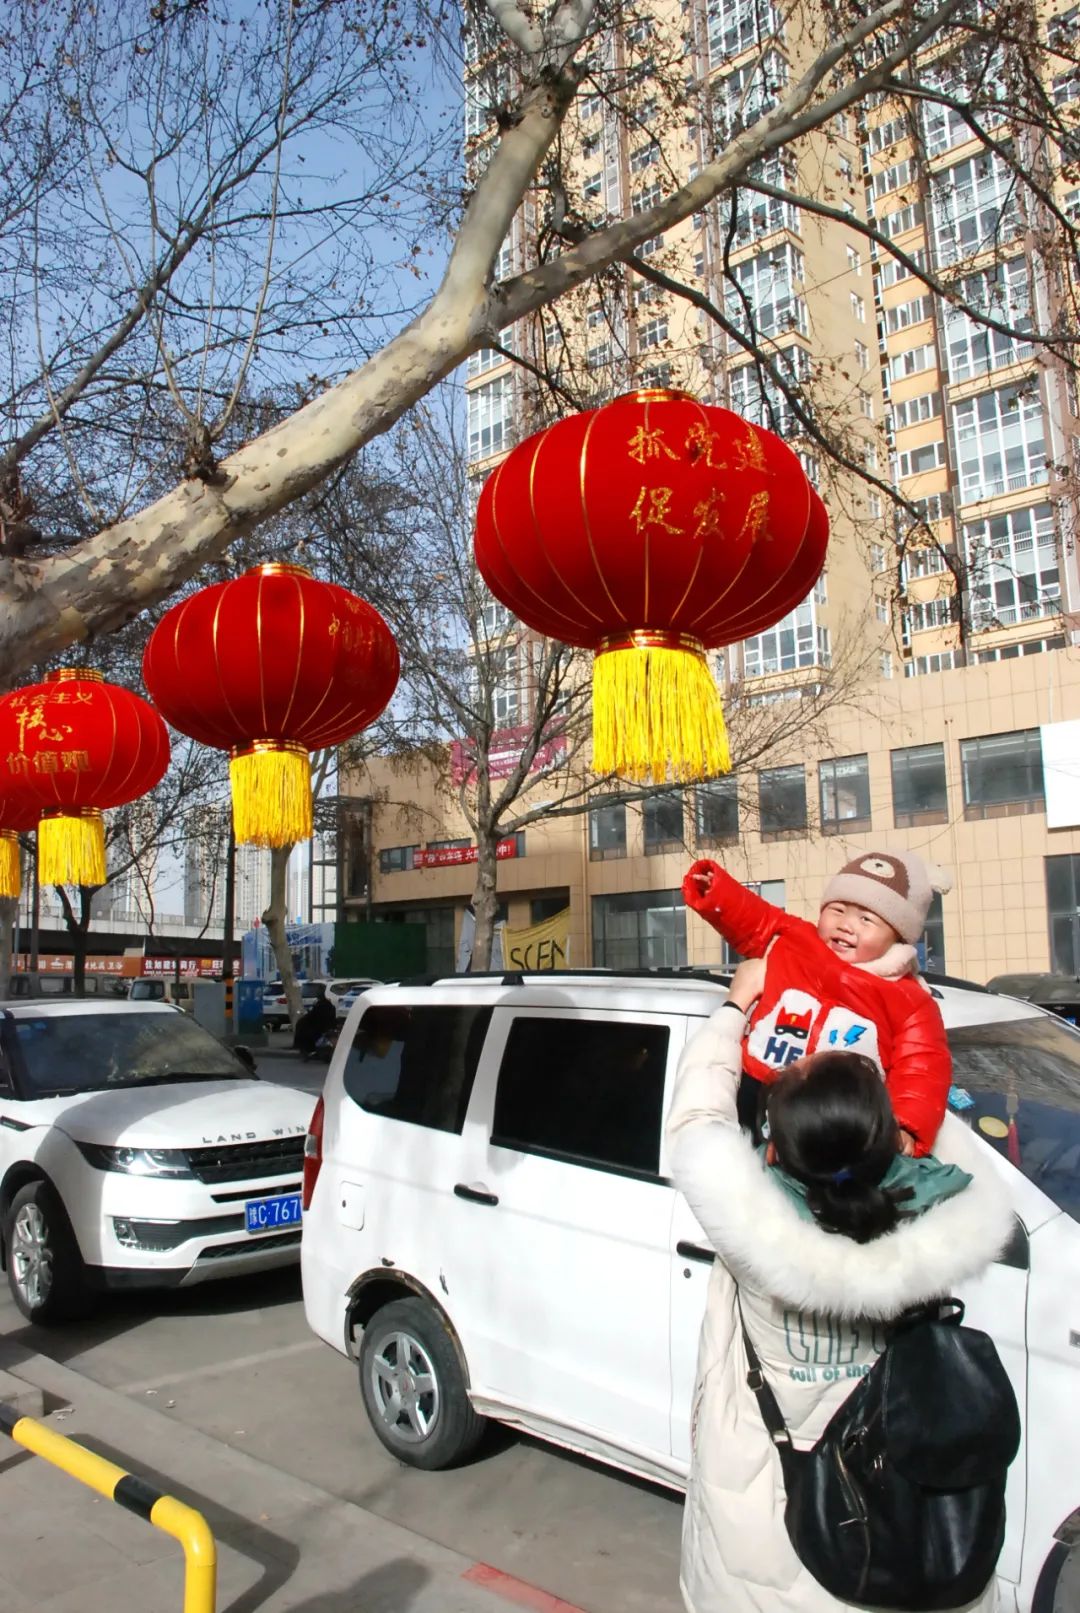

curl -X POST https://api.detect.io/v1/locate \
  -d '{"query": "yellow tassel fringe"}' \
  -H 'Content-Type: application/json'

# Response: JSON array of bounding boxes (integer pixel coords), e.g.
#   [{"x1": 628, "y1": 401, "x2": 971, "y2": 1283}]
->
[
  {"x1": 230, "y1": 745, "x2": 313, "y2": 848},
  {"x1": 592, "y1": 644, "x2": 731, "y2": 783},
  {"x1": 0, "y1": 831, "x2": 20, "y2": 900},
  {"x1": 38, "y1": 811, "x2": 107, "y2": 887}
]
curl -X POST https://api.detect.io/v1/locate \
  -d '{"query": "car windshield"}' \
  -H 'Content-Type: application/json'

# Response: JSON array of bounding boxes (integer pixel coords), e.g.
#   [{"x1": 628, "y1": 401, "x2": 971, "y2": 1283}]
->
[
  {"x1": 949, "y1": 1014, "x2": 1080, "y2": 1223},
  {"x1": 1, "y1": 1012, "x2": 246, "y2": 1098}
]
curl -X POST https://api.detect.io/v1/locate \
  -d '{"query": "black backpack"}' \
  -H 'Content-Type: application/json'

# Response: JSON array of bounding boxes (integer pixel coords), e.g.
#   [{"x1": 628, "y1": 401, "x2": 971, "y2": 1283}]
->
[{"x1": 740, "y1": 1297, "x2": 1020, "y2": 1611}]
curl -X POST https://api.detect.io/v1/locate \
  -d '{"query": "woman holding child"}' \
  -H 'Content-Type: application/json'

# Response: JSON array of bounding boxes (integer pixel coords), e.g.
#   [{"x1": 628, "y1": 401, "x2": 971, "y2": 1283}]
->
[{"x1": 670, "y1": 849, "x2": 1014, "y2": 1613}]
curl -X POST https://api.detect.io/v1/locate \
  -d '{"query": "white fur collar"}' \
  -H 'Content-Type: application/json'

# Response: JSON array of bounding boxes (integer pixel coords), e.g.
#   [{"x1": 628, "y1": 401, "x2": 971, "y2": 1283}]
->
[
  {"x1": 855, "y1": 941, "x2": 919, "y2": 980},
  {"x1": 672, "y1": 1112, "x2": 1015, "y2": 1320}
]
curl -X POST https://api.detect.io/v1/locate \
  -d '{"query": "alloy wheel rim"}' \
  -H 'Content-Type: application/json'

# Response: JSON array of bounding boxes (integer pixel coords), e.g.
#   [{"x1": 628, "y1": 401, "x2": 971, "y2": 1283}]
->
[
  {"x1": 369, "y1": 1330, "x2": 440, "y2": 1444},
  {"x1": 12, "y1": 1202, "x2": 53, "y2": 1310}
]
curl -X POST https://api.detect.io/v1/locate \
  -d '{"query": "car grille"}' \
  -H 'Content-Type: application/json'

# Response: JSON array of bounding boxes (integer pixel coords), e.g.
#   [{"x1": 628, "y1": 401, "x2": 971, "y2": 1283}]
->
[
  {"x1": 196, "y1": 1229, "x2": 301, "y2": 1261},
  {"x1": 183, "y1": 1137, "x2": 304, "y2": 1184}
]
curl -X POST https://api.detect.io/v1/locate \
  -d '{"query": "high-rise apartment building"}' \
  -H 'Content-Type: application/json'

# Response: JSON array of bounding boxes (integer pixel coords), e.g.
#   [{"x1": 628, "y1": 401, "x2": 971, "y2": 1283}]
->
[{"x1": 350, "y1": 2, "x2": 1080, "y2": 984}]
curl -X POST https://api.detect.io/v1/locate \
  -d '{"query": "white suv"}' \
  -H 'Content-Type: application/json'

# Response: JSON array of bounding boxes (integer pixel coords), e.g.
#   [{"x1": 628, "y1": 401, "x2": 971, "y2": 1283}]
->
[
  {"x1": 301, "y1": 970, "x2": 1080, "y2": 1613},
  {"x1": 0, "y1": 999, "x2": 314, "y2": 1323}
]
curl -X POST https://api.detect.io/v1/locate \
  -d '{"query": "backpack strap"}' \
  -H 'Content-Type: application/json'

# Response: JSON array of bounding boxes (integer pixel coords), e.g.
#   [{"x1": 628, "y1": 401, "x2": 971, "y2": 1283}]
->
[{"x1": 737, "y1": 1291, "x2": 793, "y2": 1449}]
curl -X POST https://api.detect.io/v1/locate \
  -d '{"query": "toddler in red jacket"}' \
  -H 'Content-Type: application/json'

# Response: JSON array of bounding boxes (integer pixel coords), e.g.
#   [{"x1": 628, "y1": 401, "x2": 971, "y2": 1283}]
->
[{"x1": 684, "y1": 849, "x2": 953, "y2": 1156}]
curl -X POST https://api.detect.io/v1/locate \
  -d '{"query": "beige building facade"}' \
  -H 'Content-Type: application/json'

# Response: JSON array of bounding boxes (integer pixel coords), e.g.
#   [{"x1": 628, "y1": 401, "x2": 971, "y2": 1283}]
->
[{"x1": 343, "y1": 1, "x2": 1080, "y2": 985}]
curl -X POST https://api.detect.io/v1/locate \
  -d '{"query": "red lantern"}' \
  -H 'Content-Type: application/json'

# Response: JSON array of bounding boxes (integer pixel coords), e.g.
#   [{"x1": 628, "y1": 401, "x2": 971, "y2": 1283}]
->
[
  {"x1": 143, "y1": 562, "x2": 399, "y2": 848},
  {"x1": 0, "y1": 798, "x2": 36, "y2": 900},
  {"x1": 0, "y1": 671, "x2": 170, "y2": 886},
  {"x1": 474, "y1": 389, "x2": 828, "y2": 781}
]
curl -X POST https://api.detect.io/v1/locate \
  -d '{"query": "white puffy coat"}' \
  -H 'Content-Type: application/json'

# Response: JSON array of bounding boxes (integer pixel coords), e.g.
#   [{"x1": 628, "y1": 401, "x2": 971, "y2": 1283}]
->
[{"x1": 667, "y1": 1002, "x2": 1015, "y2": 1613}]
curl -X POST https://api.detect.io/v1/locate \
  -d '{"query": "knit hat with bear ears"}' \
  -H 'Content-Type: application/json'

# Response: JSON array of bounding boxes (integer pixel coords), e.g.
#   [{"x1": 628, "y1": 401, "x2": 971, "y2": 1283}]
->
[{"x1": 821, "y1": 849, "x2": 953, "y2": 944}]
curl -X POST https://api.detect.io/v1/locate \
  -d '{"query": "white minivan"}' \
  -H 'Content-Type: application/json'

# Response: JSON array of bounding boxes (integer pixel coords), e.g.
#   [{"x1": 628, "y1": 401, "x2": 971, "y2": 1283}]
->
[{"x1": 301, "y1": 971, "x2": 1080, "y2": 1613}]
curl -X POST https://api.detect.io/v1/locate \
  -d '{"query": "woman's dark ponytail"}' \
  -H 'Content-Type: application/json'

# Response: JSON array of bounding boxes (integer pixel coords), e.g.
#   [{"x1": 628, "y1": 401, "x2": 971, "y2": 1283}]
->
[
  {"x1": 803, "y1": 1176, "x2": 903, "y2": 1245},
  {"x1": 765, "y1": 1052, "x2": 913, "y2": 1245}
]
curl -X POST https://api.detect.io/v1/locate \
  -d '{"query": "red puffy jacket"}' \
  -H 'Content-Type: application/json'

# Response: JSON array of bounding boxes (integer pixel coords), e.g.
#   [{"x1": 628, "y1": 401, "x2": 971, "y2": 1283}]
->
[{"x1": 683, "y1": 860, "x2": 951, "y2": 1154}]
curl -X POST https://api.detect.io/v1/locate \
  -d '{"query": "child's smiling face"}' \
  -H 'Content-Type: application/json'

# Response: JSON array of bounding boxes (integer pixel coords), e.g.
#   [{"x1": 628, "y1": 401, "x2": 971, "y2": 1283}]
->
[{"x1": 817, "y1": 900, "x2": 898, "y2": 964}]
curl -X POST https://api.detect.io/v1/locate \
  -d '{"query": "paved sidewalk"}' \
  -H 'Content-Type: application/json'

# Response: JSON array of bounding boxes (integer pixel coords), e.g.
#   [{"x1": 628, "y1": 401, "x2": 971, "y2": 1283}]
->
[{"x1": 0, "y1": 1349, "x2": 586, "y2": 1613}]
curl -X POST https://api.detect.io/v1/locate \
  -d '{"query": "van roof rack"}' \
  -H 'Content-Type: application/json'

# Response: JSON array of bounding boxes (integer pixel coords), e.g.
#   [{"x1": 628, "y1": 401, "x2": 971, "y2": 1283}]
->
[{"x1": 392, "y1": 966, "x2": 989, "y2": 995}]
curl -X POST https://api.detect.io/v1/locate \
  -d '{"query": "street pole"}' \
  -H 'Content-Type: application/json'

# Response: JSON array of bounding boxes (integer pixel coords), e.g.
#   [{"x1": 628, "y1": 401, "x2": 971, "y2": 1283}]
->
[
  {"x1": 221, "y1": 822, "x2": 236, "y2": 1032},
  {"x1": 29, "y1": 848, "x2": 39, "y2": 983}
]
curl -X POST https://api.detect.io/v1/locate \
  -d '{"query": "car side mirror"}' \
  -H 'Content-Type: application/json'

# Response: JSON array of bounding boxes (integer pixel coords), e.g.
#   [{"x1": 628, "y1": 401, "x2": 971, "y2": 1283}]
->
[{"x1": 233, "y1": 1044, "x2": 257, "y2": 1075}]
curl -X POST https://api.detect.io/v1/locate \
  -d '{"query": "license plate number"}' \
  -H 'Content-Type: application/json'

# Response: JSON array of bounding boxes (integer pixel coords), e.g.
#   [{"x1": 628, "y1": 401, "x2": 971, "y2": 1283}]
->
[{"x1": 245, "y1": 1193, "x2": 302, "y2": 1233}]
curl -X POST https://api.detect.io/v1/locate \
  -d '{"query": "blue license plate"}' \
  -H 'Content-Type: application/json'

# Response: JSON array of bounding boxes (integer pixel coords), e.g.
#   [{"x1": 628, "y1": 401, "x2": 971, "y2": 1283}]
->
[{"x1": 245, "y1": 1193, "x2": 302, "y2": 1233}]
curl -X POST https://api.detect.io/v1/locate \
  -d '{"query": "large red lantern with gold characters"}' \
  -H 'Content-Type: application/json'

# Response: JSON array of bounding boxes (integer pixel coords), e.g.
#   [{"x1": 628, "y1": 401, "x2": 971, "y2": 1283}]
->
[
  {"x1": 0, "y1": 671, "x2": 170, "y2": 887},
  {"x1": 143, "y1": 562, "x2": 399, "y2": 848},
  {"x1": 474, "y1": 388, "x2": 828, "y2": 781},
  {"x1": 0, "y1": 797, "x2": 36, "y2": 900}
]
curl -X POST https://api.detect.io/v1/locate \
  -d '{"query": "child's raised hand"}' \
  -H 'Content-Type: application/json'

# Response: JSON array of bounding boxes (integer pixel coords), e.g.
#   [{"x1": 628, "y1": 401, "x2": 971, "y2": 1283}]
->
[
  {"x1": 687, "y1": 862, "x2": 715, "y2": 898},
  {"x1": 728, "y1": 956, "x2": 766, "y2": 1012}
]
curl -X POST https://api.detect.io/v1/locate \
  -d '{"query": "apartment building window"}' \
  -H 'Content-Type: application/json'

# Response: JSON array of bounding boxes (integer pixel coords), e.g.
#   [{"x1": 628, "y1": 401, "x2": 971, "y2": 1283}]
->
[
  {"x1": 847, "y1": 246, "x2": 862, "y2": 275},
  {"x1": 903, "y1": 595, "x2": 953, "y2": 634},
  {"x1": 589, "y1": 799, "x2": 627, "y2": 860},
  {"x1": 850, "y1": 293, "x2": 865, "y2": 321},
  {"x1": 868, "y1": 116, "x2": 907, "y2": 153},
  {"x1": 873, "y1": 157, "x2": 915, "y2": 198},
  {"x1": 478, "y1": 595, "x2": 512, "y2": 637},
  {"x1": 868, "y1": 492, "x2": 882, "y2": 517},
  {"x1": 943, "y1": 257, "x2": 1033, "y2": 382},
  {"x1": 728, "y1": 351, "x2": 809, "y2": 436},
  {"x1": 920, "y1": 55, "x2": 1006, "y2": 157},
  {"x1": 889, "y1": 343, "x2": 936, "y2": 382},
  {"x1": 714, "y1": 51, "x2": 788, "y2": 138},
  {"x1": 880, "y1": 651, "x2": 894, "y2": 678},
  {"x1": 860, "y1": 391, "x2": 874, "y2": 418},
  {"x1": 489, "y1": 644, "x2": 521, "y2": 725},
  {"x1": 695, "y1": 778, "x2": 738, "y2": 844},
  {"x1": 897, "y1": 440, "x2": 946, "y2": 478},
  {"x1": 885, "y1": 294, "x2": 932, "y2": 334},
  {"x1": 468, "y1": 374, "x2": 512, "y2": 461},
  {"x1": 1046, "y1": 854, "x2": 1080, "y2": 975},
  {"x1": 732, "y1": 157, "x2": 800, "y2": 245},
  {"x1": 640, "y1": 233, "x2": 664, "y2": 257},
  {"x1": 911, "y1": 490, "x2": 953, "y2": 524},
  {"x1": 743, "y1": 597, "x2": 828, "y2": 676},
  {"x1": 629, "y1": 141, "x2": 660, "y2": 173},
  {"x1": 643, "y1": 793, "x2": 684, "y2": 854},
  {"x1": 922, "y1": 892, "x2": 946, "y2": 972},
  {"x1": 891, "y1": 391, "x2": 942, "y2": 430},
  {"x1": 965, "y1": 502, "x2": 1060, "y2": 628},
  {"x1": 707, "y1": 0, "x2": 780, "y2": 62},
  {"x1": 903, "y1": 544, "x2": 948, "y2": 580},
  {"x1": 891, "y1": 742, "x2": 948, "y2": 827},
  {"x1": 871, "y1": 543, "x2": 887, "y2": 572},
  {"x1": 905, "y1": 650, "x2": 958, "y2": 677},
  {"x1": 878, "y1": 248, "x2": 927, "y2": 289},
  {"x1": 961, "y1": 729, "x2": 1045, "y2": 818},
  {"x1": 725, "y1": 244, "x2": 808, "y2": 339},
  {"x1": 952, "y1": 383, "x2": 1046, "y2": 502},
  {"x1": 838, "y1": 156, "x2": 854, "y2": 182},
  {"x1": 930, "y1": 150, "x2": 1022, "y2": 267},
  {"x1": 759, "y1": 765, "x2": 807, "y2": 835},
  {"x1": 592, "y1": 888, "x2": 687, "y2": 969},
  {"x1": 379, "y1": 845, "x2": 419, "y2": 874},
  {"x1": 632, "y1": 181, "x2": 662, "y2": 213},
  {"x1": 580, "y1": 92, "x2": 602, "y2": 120},
  {"x1": 855, "y1": 339, "x2": 870, "y2": 371},
  {"x1": 879, "y1": 201, "x2": 924, "y2": 240},
  {"x1": 639, "y1": 316, "x2": 668, "y2": 350},
  {"x1": 820, "y1": 754, "x2": 872, "y2": 832},
  {"x1": 973, "y1": 635, "x2": 1065, "y2": 662},
  {"x1": 875, "y1": 596, "x2": 890, "y2": 622}
]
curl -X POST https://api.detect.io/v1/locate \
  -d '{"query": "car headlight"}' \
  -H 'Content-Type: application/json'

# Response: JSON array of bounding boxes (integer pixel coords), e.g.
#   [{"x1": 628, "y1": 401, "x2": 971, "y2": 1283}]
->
[{"x1": 76, "y1": 1142, "x2": 193, "y2": 1178}]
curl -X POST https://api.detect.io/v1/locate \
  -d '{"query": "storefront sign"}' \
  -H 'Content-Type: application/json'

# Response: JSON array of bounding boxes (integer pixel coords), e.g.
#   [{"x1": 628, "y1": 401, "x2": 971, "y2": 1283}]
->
[{"x1": 415, "y1": 838, "x2": 519, "y2": 870}]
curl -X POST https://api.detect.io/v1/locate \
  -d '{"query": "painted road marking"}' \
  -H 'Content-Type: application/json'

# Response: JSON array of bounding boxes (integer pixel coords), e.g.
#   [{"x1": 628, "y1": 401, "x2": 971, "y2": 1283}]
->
[
  {"x1": 123, "y1": 1338, "x2": 323, "y2": 1395},
  {"x1": 463, "y1": 1562, "x2": 588, "y2": 1612}
]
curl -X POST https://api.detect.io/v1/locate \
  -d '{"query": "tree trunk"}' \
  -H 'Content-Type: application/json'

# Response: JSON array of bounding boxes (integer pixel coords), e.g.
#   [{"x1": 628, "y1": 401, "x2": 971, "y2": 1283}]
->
[
  {"x1": 262, "y1": 844, "x2": 303, "y2": 1028},
  {"x1": 470, "y1": 830, "x2": 501, "y2": 973},
  {"x1": 0, "y1": 895, "x2": 14, "y2": 998},
  {"x1": 56, "y1": 885, "x2": 95, "y2": 995}
]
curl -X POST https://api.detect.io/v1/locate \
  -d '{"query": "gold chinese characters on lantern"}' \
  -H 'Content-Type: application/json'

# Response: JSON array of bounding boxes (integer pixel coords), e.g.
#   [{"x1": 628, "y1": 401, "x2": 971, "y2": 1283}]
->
[{"x1": 474, "y1": 389, "x2": 828, "y2": 783}]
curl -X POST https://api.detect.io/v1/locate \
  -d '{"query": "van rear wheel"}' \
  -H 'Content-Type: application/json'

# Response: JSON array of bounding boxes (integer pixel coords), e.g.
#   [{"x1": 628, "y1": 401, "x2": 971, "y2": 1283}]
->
[{"x1": 358, "y1": 1297, "x2": 485, "y2": 1469}]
